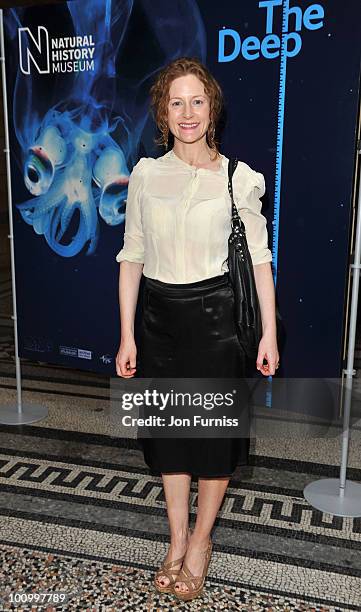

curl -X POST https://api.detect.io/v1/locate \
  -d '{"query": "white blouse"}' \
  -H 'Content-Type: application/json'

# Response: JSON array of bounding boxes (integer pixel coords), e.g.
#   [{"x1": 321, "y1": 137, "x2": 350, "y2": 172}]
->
[{"x1": 115, "y1": 149, "x2": 272, "y2": 283}]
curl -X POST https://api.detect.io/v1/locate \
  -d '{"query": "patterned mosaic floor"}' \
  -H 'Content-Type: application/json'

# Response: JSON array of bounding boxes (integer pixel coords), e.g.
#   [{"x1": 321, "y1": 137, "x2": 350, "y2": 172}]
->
[
  {"x1": 0, "y1": 425, "x2": 360, "y2": 611},
  {"x1": 0, "y1": 280, "x2": 361, "y2": 610}
]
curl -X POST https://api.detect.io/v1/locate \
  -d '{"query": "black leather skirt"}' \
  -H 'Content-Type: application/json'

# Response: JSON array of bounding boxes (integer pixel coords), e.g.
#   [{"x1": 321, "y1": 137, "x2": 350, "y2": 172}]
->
[{"x1": 138, "y1": 272, "x2": 250, "y2": 477}]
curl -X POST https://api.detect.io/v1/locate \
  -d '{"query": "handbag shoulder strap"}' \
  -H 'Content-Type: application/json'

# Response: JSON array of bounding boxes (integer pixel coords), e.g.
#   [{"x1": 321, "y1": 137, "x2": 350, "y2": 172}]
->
[
  {"x1": 228, "y1": 156, "x2": 238, "y2": 194},
  {"x1": 228, "y1": 157, "x2": 245, "y2": 232}
]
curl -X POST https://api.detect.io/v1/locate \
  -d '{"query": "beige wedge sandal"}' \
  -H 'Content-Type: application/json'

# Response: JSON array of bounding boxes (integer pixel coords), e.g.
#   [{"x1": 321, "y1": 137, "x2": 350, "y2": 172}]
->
[
  {"x1": 153, "y1": 528, "x2": 192, "y2": 594},
  {"x1": 172, "y1": 537, "x2": 213, "y2": 601}
]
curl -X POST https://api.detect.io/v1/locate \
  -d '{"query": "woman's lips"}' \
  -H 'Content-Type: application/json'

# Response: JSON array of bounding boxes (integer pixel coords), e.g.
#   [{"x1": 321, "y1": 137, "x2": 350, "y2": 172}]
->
[{"x1": 178, "y1": 123, "x2": 200, "y2": 131}]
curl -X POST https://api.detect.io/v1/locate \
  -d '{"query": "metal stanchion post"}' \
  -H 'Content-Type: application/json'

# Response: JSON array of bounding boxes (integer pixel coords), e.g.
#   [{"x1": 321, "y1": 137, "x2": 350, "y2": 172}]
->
[
  {"x1": 303, "y1": 144, "x2": 361, "y2": 517},
  {"x1": 0, "y1": 10, "x2": 48, "y2": 424}
]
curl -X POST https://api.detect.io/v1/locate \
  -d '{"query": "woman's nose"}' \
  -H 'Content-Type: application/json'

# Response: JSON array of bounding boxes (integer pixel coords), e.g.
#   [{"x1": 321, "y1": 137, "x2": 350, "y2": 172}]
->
[{"x1": 183, "y1": 104, "x2": 194, "y2": 118}]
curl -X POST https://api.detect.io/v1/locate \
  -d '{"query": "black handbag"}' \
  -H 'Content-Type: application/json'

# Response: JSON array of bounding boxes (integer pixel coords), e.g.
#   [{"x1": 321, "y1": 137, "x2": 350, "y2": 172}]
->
[{"x1": 227, "y1": 157, "x2": 284, "y2": 362}]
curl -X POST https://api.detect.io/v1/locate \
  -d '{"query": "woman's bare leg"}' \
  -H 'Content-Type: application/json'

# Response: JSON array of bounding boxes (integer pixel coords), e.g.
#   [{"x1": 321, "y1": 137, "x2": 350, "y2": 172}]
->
[
  {"x1": 155, "y1": 472, "x2": 192, "y2": 588},
  {"x1": 174, "y1": 477, "x2": 229, "y2": 594}
]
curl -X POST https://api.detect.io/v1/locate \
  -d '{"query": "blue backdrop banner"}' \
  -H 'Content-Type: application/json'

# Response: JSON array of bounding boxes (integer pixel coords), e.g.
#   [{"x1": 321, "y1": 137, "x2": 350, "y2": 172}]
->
[{"x1": 2, "y1": 0, "x2": 360, "y2": 376}]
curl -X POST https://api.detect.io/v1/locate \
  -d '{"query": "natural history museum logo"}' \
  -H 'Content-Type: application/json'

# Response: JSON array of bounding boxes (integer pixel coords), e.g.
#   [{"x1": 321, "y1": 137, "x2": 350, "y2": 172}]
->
[{"x1": 18, "y1": 26, "x2": 95, "y2": 75}]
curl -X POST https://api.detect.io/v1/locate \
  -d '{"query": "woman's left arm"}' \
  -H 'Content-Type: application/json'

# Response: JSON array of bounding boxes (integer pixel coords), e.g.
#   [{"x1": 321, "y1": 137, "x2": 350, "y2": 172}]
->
[
  {"x1": 253, "y1": 262, "x2": 279, "y2": 376},
  {"x1": 233, "y1": 164, "x2": 279, "y2": 375}
]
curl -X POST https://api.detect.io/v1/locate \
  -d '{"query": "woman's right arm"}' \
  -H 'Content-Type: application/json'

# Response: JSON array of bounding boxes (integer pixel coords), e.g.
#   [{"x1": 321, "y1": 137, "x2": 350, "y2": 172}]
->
[
  {"x1": 114, "y1": 159, "x2": 146, "y2": 378},
  {"x1": 116, "y1": 261, "x2": 143, "y2": 378}
]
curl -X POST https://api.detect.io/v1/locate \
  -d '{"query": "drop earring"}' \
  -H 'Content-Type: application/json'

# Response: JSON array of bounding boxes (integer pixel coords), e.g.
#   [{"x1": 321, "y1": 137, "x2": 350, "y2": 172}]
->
[
  {"x1": 163, "y1": 126, "x2": 169, "y2": 150},
  {"x1": 207, "y1": 123, "x2": 215, "y2": 150}
]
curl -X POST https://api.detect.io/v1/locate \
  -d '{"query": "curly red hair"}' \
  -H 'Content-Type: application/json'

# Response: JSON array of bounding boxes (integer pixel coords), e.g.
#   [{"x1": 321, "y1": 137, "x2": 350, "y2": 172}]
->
[{"x1": 149, "y1": 56, "x2": 224, "y2": 159}]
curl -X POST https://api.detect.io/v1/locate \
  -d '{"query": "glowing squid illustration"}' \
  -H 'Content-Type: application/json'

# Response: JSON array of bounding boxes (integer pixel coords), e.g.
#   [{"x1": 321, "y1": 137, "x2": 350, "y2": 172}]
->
[{"x1": 18, "y1": 107, "x2": 130, "y2": 256}]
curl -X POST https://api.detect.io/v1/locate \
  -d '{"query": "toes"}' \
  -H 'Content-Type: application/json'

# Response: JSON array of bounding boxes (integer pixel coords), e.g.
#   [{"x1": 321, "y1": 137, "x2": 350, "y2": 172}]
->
[
  {"x1": 156, "y1": 574, "x2": 169, "y2": 587},
  {"x1": 175, "y1": 581, "x2": 188, "y2": 593}
]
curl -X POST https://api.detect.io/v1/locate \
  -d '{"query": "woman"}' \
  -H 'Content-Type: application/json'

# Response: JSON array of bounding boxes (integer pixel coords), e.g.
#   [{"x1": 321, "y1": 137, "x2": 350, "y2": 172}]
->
[{"x1": 115, "y1": 57, "x2": 279, "y2": 602}]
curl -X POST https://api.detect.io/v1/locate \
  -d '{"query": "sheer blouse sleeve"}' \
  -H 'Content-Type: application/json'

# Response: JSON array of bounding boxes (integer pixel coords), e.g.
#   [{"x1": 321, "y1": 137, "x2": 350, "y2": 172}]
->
[
  {"x1": 233, "y1": 163, "x2": 273, "y2": 266},
  {"x1": 115, "y1": 158, "x2": 147, "y2": 264}
]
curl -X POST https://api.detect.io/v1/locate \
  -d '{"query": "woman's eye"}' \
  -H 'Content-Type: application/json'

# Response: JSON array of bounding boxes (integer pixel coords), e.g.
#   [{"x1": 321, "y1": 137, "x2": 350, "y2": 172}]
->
[
  {"x1": 193, "y1": 99, "x2": 203, "y2": 105},
  {"x1": 172, "y1": 101, "x2": 181, "y2": 106}
]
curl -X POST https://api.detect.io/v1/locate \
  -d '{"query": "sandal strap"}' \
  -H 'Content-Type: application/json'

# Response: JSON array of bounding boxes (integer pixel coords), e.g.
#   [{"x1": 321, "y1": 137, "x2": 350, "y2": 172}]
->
[
  {"x1": 175, "y1": 540, "x2": 212, "y2": 590},
  {"x1": 176, "y1": 565, "x2": 202, "y2": 590},
  {"x1": 155, "y1": 569, "x2": 178, "y2": 584},
  {"x1": 155, "y1": 554, "x2": 185, "y2": 582},
  {"x1": 162, "y1": 555, "x2": 185, "y2": 569},
  {"x1": 156, "y1": 528, "x2": 192, "y2": 576},
  {"x1": 155, "y1": 569, "x2": 178, "y2": 583}
]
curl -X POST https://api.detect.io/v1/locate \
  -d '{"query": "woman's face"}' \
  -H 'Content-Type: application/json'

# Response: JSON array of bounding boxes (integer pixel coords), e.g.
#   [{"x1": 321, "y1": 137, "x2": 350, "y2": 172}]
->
[{"x1": 167, "y1": 73, "x2": 211, "y2": 145}]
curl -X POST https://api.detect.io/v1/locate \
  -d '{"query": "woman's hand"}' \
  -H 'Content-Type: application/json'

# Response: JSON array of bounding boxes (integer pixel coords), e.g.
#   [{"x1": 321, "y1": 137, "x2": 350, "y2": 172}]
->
[
  {"x1": 256, "y1": 331, "x2": 279, "y2": 376},
  {"x1": 116, "y1": 335, "x2": 137, "y2": 378}
]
